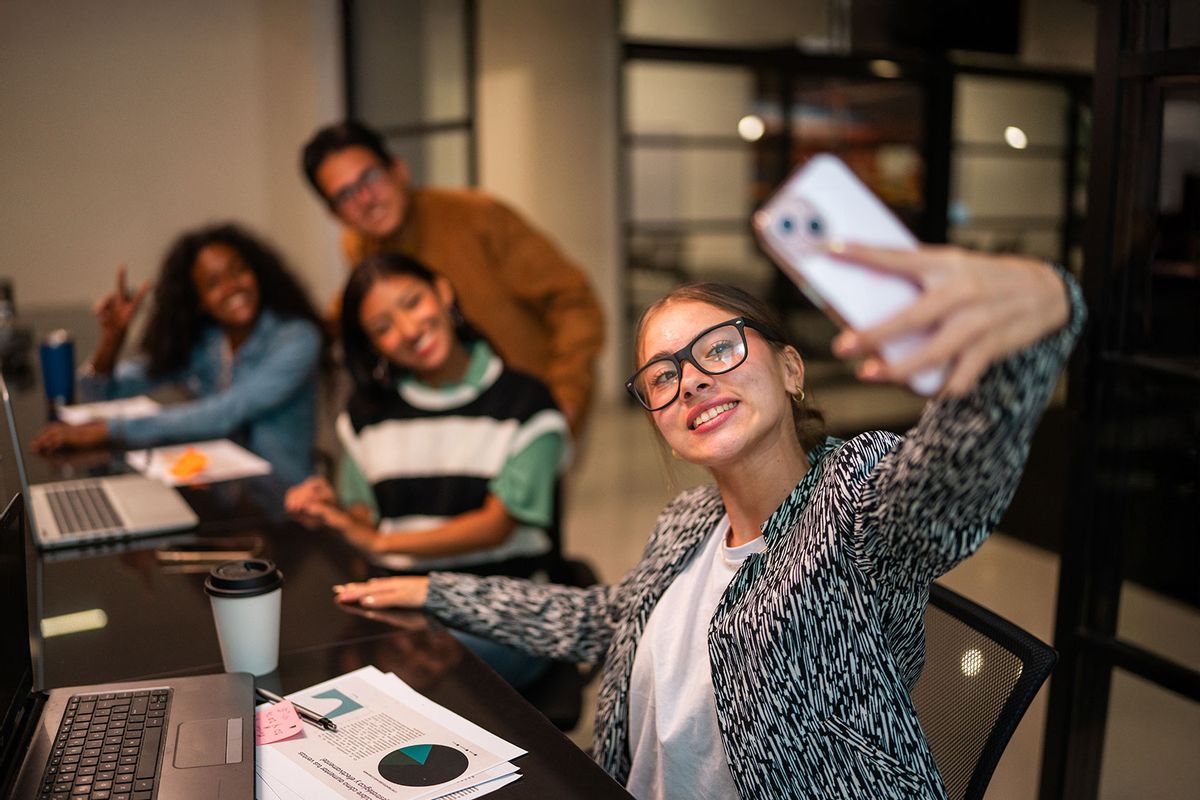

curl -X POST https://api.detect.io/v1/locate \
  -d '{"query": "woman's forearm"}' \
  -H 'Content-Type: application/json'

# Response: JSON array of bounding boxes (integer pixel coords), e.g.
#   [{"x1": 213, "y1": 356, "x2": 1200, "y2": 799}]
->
[{"x1": 347, "y1": 495, "x2": 518, "y2": 558}]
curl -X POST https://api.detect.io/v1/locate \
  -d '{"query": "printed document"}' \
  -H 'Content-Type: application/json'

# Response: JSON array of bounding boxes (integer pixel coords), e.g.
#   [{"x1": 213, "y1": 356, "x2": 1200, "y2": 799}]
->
[{"x1": 256, "y1": 666, "x2": 526, "y2": 800}]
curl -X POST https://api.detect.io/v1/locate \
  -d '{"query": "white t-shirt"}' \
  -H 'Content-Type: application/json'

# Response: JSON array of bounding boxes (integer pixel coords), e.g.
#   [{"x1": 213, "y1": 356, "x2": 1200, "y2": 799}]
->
[{"x1": 625, "y1": 515, "x2": 766, "y2": 800}]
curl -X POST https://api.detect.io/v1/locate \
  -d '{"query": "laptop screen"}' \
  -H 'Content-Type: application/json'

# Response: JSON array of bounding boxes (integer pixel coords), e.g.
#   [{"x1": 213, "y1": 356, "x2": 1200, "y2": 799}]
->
[
  {"x1": 0, "y1": 494, "x2": 33, "y2": 757},
  {"x1": 0, "y1": 375, "x2": 34, "y2": 763}
]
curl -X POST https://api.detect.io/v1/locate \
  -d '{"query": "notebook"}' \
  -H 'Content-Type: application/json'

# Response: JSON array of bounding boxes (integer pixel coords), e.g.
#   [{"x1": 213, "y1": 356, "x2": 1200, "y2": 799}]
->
[
  {"x1": 0, "y1": 494, "x2": 254, "y2": 800},
  {"x1": 0, "y1": 376, "x2": 198, "y2": 549}
]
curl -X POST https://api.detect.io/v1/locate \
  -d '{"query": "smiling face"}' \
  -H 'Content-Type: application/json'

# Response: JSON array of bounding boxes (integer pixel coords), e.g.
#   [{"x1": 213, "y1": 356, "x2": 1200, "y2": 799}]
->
[
  {"x1": 191, "y1": 242, "x2": 261, "y2": 332},
  {"x1": 358, "y1": 274, "x2": 466, "y2": 385},
  {"x1": 314, "y1": 145, "x2": 410, "y2": 239},
  {"x1": 638, "y1": 299, "x2": 804, "y2": 472}
]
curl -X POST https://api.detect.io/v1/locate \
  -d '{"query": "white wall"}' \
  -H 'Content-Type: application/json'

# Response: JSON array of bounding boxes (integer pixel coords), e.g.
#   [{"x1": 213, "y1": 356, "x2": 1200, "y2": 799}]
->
[
  {"x1": 0, "y1": 0, "x2": 343, "y2": 312},
  {"x1": 476, "y1": 0, "x2": 621, "y2": 401}
]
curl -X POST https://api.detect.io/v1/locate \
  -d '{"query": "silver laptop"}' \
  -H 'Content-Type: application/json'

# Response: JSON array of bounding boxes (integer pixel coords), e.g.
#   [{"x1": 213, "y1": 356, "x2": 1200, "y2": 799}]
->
[
  {"x1": 0, "y1": 493, "x2": 254, "y2": 800},
  {"x1": 0, "y1": 376, "x2": 198, "y2": 549}
]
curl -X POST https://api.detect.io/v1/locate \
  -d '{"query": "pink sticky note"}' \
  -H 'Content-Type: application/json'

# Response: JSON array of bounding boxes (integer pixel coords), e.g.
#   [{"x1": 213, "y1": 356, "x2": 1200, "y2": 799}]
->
[{"x1": 255, "y1": 700, "x2": 305, "y2": 745}]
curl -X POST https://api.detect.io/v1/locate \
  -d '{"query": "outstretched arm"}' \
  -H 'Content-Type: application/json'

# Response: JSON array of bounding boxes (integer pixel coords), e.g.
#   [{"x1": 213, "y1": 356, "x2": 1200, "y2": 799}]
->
[
  {"x1": 105, "y1": 319, "x2": 320, "y2": 446},
  {"x1": 831, "y1": 246, "x2": 1085, "y2": 585}
]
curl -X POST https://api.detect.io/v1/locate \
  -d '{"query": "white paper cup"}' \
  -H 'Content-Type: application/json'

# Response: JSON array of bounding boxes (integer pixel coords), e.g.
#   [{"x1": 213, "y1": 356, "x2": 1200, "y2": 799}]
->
[{"x1": 204, "y1": 559, "x2": 284, "y2": 676}]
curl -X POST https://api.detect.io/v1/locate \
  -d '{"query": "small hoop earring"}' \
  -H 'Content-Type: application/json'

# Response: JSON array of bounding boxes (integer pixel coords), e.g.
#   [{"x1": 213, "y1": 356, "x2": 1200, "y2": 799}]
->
[
  {"x1": 373, "y1": 357, "x2": 390, "y2": 383},
  {"x1": 791, "y1": 388, "x2": 806, "y2": 406}
]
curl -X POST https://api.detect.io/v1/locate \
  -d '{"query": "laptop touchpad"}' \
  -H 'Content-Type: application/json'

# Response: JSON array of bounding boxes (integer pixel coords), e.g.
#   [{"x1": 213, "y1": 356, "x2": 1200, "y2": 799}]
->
[{"x1": 174, "y1": 718, "x2": 244, "y2": 767}]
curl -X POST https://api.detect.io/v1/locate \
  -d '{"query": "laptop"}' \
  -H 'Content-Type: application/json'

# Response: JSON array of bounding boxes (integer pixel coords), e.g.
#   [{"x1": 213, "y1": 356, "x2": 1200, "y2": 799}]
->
[
  {"x1": 0, "y1": 376, "x2": 198, "y2": 549},
  {"x1": 0, "y1": 495, "x2": 255, "y2": 799}
]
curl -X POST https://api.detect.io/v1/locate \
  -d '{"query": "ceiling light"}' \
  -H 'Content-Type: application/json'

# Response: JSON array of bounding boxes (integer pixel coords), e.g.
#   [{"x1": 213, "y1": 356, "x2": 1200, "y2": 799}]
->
[
  {"x1": 1004, "y1": 126, "x2": 1028, "y2": 149},
  {"x1": 868, "y1": 60, "x2": 902, "y2": 79},
  {"x1": 738, "y1": 115, "x2": 765, "y2": 142}
]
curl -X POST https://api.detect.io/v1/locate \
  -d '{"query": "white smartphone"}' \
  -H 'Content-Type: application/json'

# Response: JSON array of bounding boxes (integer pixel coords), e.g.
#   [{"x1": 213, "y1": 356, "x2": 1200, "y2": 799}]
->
[{"x1": 753, "y1": 154, "x2": 946, "y2": 396}]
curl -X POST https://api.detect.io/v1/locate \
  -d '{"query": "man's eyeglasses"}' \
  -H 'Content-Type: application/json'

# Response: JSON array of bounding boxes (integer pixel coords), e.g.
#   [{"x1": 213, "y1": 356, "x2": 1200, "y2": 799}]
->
[
  {"x1": 329, "y1": 165, "x2": 388, "y2": 210},
  {"x1": 626, "y1": 317, "x2": 773, "y2": 412}
]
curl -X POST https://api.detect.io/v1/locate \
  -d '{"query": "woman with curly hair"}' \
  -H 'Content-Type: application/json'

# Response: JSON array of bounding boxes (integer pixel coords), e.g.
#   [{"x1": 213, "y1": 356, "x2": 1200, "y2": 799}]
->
[{"x1": 32, "y1": 223, "x2": 325, "y2": 485}]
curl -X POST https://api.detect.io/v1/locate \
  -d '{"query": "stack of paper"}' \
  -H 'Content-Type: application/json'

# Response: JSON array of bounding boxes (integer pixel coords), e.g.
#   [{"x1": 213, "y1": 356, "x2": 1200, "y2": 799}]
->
[
  {"x1": 256, "y1": 666, "x2": 526, "y2": 800},
  {"x1": 125, "y1": 438, "x2": 272, "y2": 485}
]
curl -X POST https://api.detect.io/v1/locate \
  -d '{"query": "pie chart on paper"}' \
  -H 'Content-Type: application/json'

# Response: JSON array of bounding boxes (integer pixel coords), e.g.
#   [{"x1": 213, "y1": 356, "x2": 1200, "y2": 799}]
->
[{"x1": 377, "y1": 744, "x2": 469, "y2": 787}]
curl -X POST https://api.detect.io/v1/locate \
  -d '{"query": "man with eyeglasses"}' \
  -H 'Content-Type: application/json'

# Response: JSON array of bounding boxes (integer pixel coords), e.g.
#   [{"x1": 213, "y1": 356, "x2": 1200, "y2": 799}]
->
[{"x1": 301, "y1": 120, "x2": 604, "y2": 434}]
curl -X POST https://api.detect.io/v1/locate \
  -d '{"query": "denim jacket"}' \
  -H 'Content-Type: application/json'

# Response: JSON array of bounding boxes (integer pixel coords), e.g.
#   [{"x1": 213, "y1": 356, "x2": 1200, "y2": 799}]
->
[{"x1": 80, "y1": 309, "x2": 321, "y2": 485}]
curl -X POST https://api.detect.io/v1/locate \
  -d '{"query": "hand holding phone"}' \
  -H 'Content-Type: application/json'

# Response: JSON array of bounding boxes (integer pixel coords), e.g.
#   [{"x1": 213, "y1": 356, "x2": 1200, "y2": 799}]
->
[{"x1": 753, "y1": 154, "x2": 947, "y2": 395}]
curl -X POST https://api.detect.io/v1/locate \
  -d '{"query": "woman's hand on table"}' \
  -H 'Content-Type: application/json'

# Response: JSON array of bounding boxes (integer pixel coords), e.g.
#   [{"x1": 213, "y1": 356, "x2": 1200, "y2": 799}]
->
[
  {"x1": 284, "y1": 476, "x2": 337, "y2": 515},
  {"x1": 335, "y1": 576, "x2": 429, "y2": 609},
  {"x1": 30, "y1": 421, "x2": 109, "y2": 453},
  {"x1": 830, "y1": 244, "x2": 1071, "y2": 396}
]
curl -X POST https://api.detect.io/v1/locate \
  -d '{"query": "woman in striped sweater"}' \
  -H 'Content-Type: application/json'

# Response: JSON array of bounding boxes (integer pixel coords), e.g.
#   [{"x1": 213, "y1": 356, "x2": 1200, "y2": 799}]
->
[
  {"x1": 334, "y1": 245, "x2": 1083, "y2": 799},
  {"x1": 285, "y1": 252, "x2": 568, "y2": 686}
]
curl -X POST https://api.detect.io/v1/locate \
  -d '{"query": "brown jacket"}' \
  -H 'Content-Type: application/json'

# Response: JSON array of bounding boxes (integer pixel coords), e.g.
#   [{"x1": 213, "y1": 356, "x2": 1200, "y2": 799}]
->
[{"x1": 341, "y1": 188, "x2": 605, "y2": 432}]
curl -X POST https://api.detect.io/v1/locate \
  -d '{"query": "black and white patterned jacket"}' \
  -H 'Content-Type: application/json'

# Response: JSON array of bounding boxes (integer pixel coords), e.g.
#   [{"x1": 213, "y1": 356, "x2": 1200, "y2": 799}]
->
[{"x1": 426, "y1": 276, "x2": 1084, "y2": 798}]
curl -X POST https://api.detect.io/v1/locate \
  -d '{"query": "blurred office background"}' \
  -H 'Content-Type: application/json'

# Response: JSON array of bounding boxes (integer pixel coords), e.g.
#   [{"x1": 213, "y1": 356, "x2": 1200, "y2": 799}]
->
[{"x1": 1, "y1": 1, "x2": 1196, "y2": 798}]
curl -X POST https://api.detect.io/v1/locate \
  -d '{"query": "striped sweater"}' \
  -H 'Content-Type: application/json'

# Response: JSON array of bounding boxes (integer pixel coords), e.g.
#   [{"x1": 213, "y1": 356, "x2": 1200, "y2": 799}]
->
[{"x1": 337, "y1": 344, "x2": 567, "y2": 572}]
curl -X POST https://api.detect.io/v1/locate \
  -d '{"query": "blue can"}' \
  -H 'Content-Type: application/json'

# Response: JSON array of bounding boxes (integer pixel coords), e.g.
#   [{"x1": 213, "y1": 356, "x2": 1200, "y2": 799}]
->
[{"x1": 39, "y1": 329, "x2": 75, "y2": 409}]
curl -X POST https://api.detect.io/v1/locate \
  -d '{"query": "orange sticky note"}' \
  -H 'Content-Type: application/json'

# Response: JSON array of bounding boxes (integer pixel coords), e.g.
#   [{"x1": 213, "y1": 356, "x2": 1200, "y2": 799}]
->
[
  {"x1": 255, "y1": 700, "x2": 304, "y2": 745},
  {"x1": 169, "y1": 447, "x2": 208, "y2": 479}
]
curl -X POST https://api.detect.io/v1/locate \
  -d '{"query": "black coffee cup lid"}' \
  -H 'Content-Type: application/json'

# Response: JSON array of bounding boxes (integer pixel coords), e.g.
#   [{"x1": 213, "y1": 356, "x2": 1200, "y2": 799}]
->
[{"x1": 204, "y1": 559, "x2": 283, "y2": 598}]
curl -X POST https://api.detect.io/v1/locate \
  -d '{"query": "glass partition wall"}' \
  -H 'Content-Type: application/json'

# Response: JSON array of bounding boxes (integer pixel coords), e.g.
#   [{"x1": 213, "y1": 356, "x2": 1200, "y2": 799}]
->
[
  {"x1": 619, "y1": 41, "x2": 1090, "y2": 430},
  {"x1": 1041, "y1": 2, "x2": 1200, "y2": 796},
  {"x1": 343, "y1": 0, "x2": 476, "y2": 187}
]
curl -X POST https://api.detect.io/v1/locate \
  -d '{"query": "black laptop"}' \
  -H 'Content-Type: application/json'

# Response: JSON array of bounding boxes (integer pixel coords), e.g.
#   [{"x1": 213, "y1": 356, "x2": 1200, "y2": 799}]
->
[{"x1": 0, "y1": 423, "x2": 254, "y2": 799}]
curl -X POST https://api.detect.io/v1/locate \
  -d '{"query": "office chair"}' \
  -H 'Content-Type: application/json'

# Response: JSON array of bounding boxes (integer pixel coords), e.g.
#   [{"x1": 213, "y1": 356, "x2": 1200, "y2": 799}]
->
[{"x1": 912, "y1": 582, "x2": 1058, "y2": 800}]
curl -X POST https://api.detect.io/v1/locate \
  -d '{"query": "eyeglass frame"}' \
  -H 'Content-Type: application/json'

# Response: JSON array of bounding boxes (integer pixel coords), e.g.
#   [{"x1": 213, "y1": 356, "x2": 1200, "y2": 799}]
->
[
  {"x1": 625, "y1": 316, "x2": 778, "y2": 412},
  {"x1": 328, "y1": 164, "x2": 389, "y2": 210}
]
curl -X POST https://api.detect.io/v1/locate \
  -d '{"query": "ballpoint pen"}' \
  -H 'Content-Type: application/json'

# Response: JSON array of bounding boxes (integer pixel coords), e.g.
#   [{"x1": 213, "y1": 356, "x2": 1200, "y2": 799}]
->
[{"x1": 255, "y1": 686, "x2": 338, "y2": 733}]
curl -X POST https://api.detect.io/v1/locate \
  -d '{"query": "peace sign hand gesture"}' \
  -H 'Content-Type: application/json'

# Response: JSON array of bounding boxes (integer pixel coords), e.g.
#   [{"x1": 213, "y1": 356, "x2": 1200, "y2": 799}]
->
[{"x1": 90, "y1": 265, "x2": 152, "y2": 375}]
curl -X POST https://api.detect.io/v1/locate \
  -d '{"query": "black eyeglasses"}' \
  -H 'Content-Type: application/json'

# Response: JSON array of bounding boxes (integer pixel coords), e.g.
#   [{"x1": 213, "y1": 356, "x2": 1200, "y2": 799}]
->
[
  {"x1": 626, "y1": 317, "x2": 773, "y2": 412},
  {"x1": 330, "y1": 165, "x2": 387, "y2": 210}
]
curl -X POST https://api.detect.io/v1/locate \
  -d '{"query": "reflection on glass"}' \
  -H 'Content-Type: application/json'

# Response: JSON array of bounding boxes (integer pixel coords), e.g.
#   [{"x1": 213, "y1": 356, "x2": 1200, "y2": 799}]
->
[
  {"x1": 387, "y1": 131, "x2": 470, "y2": 188},
  {"x1": 630, "y1": 147, "x2": 754, "y2": 222},
  {"x1": 955, "y1": 77, "x2": 1068, "y2": 148},
  {"x1": 868, "y1": 60, "x2": 903, "y2": 79},
  {"x1": 1168, "y1": 0, "x2": 1200, "y2": 49},
  {"x1": 353, "y1": 0, "x2": 468, "y2": 128},
  {"x1": 622, "y1": 0, "x2": 827, "y2": 47},
  {"x1": 1098, "y1": 671, "x2": 1200, "y2": 798},
  {"x1": 627, "y1": 62, "x2": 756, "y2": 137},
  {"x1": 1004, "y1": 126, "x2": 1029, "y2": 149},
  {"x1": 951, "y1": 76, "x2": 1072, "y2": 260},
  {"x1": 41, "y1": 608, "x2": 108, "y2": 638},
  {"x1": 627, "y1": 232, "x2": 775, "y2": 315},
  {"x1": 1151, "y1": 83, "x2": 1200, "y2": 358},
  {"x1": 738, "y1": 115, "x2": 766, "y2": 142},
  {"x1": 790, "y1": 78, "x2": 927, "y2": 229}
]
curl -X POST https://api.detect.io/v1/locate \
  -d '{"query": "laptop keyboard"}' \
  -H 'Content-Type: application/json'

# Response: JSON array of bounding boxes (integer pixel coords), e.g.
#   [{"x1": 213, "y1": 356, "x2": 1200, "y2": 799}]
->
[
  {"x1": 39, "y1": 688, "x2": 172, "y2": 800},
  {"x1": 44, "y1": 483, "x2": 124, "y2": 537}
]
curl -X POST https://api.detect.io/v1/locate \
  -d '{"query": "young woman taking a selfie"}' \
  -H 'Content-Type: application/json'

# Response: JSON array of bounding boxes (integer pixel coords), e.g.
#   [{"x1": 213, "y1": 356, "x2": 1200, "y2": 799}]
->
[{"x1": 335, "y1": 244, "x2": 1083, "y2": 799}]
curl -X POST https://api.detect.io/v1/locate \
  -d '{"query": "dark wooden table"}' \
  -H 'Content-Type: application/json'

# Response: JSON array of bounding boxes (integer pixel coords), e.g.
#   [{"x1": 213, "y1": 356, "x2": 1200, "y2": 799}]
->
[{"x1": 9, "y1": 309, "x2": 631, "y2": 800}]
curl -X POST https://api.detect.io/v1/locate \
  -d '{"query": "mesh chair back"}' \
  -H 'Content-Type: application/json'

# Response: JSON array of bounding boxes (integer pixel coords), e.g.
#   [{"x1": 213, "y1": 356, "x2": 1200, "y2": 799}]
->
[{"x1": 912, "y1": 583, "x2": 1058, "y2": 800}]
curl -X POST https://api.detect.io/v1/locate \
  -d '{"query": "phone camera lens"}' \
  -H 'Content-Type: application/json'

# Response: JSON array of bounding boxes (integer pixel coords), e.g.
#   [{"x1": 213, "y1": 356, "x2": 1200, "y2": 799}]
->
[
  {"x1": 780, "y1": 217, "x2": 795, "y2": 234},
  {"x1": 807, "y1": 216, "x2": 824, "y2": 237}
]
